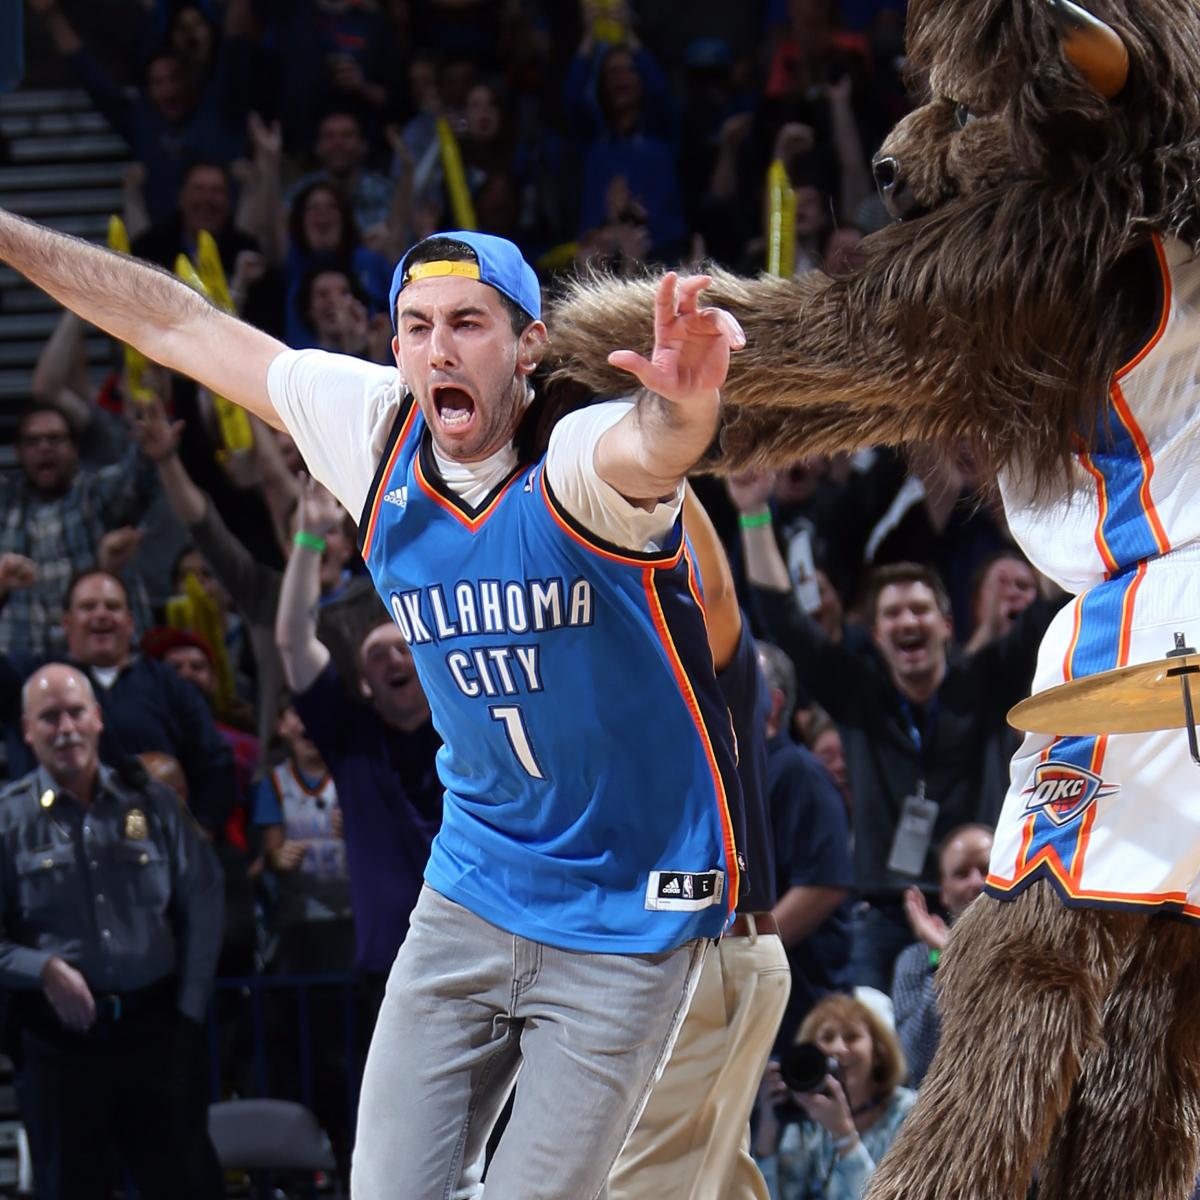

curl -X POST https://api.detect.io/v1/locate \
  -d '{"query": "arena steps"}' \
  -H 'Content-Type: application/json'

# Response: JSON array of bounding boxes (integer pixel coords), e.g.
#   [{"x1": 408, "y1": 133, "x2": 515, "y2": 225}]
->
[{"x1": 0, "y1": 85, "x2": 130, "y2": 467}]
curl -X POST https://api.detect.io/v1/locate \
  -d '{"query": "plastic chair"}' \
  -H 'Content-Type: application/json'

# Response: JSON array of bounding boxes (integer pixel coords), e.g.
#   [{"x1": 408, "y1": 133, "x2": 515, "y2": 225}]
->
[{"x1": 207, "y1": 1099, "x2": 341, "y2": 1198}]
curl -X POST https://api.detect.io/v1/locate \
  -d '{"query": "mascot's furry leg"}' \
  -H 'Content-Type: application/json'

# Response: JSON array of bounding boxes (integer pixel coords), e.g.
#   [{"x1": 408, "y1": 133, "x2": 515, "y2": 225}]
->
[
  {"x1": 1037, "y1": 917, "x2": 1200, "y2": 1200},
  {"x1": 864, "y1": 881, "x2": 1141, "y2": 1200}
]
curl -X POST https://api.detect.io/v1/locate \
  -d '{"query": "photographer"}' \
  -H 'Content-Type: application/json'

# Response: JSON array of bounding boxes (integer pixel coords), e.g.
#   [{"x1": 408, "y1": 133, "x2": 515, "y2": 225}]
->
[{"x1": 754, "y1": 995, "x2": 915, "y2": 1200}]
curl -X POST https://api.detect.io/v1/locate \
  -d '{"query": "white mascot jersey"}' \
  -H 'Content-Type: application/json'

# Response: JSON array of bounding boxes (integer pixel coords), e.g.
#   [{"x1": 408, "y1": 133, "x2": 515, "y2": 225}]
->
[{"x1": 990, "y1": 234, "x2": 1200, "y2": 917}]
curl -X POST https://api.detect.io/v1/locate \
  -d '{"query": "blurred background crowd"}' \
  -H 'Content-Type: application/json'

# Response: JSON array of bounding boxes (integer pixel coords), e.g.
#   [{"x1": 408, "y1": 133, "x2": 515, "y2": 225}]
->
[{"x1": 0, "y1": 0, "x2": 1068, "y2": 1195}]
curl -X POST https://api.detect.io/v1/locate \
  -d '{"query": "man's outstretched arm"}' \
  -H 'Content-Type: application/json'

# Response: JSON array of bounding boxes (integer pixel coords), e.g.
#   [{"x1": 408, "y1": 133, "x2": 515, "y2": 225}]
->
[
  {"x1": 596, "y1": 272, "x2": 744, "y2": 505},
  {"x1": 0, "y1": 210, "x2": 288, "y2": 428}
]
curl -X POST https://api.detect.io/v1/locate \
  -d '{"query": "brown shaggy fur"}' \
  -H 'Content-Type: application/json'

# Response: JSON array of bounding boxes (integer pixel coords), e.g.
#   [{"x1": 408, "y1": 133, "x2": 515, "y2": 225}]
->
[
  {"x1": 546, "y1": 0, "x2": 1200, "y2": 494},
  {"x1": 547, "y1": 4, "x2": 1200, "y2": 1197},
  {"x1": 863, "y1": 883, "x2": 1200, "y2": 1200},
  {"x1": 1037, "y1": 917, "x2": 1200, "y2": 1200}
]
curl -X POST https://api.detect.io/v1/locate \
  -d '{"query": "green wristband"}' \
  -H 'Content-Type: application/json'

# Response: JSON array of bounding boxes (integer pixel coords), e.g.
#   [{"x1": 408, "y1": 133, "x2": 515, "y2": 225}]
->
[
  {"x1": 293, "y1": 530, "x2": 327, "y2": 553},
  {"x1": 738, "y1": 510, "x2": 772, "y2": 529}
]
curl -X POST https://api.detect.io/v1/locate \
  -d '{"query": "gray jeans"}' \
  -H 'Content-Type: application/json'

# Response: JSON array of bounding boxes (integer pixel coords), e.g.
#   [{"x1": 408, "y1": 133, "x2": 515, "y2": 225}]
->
[{"x1": 352, "y1": 886, "x2": 708, "y2": 1200}]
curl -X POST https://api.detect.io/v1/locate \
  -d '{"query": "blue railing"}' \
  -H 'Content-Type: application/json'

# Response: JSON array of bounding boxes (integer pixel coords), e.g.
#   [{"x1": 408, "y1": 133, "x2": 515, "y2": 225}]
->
[
  {"x1": 208, "y1": 972, "x2": 363, "y2": 1123},
  {"x1": 204, "y1": 972, "x2": 365, "y2": 1197}
]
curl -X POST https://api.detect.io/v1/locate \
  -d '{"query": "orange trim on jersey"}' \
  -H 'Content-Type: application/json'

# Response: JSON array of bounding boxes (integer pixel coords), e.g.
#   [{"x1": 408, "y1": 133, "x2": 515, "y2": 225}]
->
[
  {"x1": 1112, "y1": 559, "x2": 1146, "y2": 672},
  {"x1": 361, "y1": 402, "x2": 419, "y2": 558},
  {"x1": 985, "y1": 862, "x2": 1200, "y2": 918},
  {"x1": 642, "y1": 567, "x2": 740, "y2": 915},
  {"x1": 1009, "y1": 793, "x2": 1099, "y2": 890},
  {"x1": 288, "y1": 760, "x2": 332, "y2": 798},
  {"x1": 1061, "y1": 596, "x2": 1084, "y2": 682},
  {"x1": 1015, "y1": 810, "x2": 1038, "y2": 872},
  {"x1": 413, "y1": 452, "x2": 523, "y2": 532},
  {"x1": 683, "y1": 544, "x2": 723, "y2": 679},
  {"x1": 683, "y1": 544, "x2": 709, "y2": 618},
  {"x1": 1008, "y1": 561, "x2": 1145, "y2": 885},
  {"x1": 1076, "y1": 451, "x2": 1120, "y2": 574},
  {"x1": 1017, "y1": 619, "x2": 1081, "y2": 874},
  {"x1": 1068, "y1": 802, "x2": 1098, "y2": 879},
  {"x1": 539, "y1": 472, "x2": 684, "y2": 570},
  {"x1": 1088, "y1": 561, "x2": 1147, "y2": 797},
  {"x1": 1114, "y1": 233, "x2": 1172, "y2": 379},
  {"x1": 1109, "y1": 380, "x2": 1171, "y2": 556}
]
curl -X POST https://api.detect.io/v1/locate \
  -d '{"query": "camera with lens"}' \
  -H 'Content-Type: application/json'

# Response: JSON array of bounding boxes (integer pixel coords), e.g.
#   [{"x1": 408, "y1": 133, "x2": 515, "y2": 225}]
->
[{"x1": 773, "y1": 1041, "x2": 842, "y2": 1125}]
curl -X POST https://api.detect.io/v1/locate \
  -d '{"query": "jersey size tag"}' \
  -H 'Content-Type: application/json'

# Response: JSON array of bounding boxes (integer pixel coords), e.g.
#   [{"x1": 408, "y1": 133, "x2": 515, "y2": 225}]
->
[
  {"x1": 645, "y1": 870, "x2": 725, "y2": 912},
  {"x1": 886, "y1": 789, "x2": 939, "y2": 877}
]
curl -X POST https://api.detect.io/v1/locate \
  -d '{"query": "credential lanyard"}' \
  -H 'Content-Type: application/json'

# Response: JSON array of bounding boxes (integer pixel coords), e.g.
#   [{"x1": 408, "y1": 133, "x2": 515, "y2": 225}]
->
[{"x1": 898, "y1": 693, "x2": 938, "y2": 792}]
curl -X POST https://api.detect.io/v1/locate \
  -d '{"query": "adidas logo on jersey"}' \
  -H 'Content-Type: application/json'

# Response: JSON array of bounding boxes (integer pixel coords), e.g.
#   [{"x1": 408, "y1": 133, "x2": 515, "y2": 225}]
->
[
  {"x1": 383, "y1": 486, "x2": 408, "y2": 508},
  {"x1": 645, "y1": 870, "x2": 724, "y2": 912}
]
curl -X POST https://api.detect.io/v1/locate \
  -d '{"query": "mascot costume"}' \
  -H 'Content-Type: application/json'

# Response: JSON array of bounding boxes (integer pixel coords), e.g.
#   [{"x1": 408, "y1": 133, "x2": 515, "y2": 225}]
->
[{"x1": 548, "y1": 1, "x2": 1200, "y2": 1197}]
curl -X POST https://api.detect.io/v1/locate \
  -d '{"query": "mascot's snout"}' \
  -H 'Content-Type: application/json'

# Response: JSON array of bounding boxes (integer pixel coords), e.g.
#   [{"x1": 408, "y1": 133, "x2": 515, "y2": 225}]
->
[{"x1": 872, "y1": 155, "x2": 922, "y2": 220}]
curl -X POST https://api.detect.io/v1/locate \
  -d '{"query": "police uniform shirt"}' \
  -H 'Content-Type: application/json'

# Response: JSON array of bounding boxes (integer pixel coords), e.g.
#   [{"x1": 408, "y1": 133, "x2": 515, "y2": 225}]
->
[{"x1": 0, "y1": 764, "x2": 224, "y2": 1021}]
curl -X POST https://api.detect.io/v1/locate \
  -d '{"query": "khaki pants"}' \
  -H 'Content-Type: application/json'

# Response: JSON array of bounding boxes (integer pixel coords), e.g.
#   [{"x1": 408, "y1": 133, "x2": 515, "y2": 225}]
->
[{"x1": 609, "y1": 922, "x2": 791, "y2": 1200}]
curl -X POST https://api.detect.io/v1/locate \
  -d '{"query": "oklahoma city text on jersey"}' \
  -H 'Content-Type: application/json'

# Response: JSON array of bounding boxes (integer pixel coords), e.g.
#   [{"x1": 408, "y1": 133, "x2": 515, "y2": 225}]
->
[{"x1": 388, "y1": 576, "x2": 593, "y2": 698}]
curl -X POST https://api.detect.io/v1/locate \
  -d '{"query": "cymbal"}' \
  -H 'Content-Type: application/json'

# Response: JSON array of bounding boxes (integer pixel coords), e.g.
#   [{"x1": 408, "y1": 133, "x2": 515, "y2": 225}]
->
[{"x1": 1008, "y1": 652, "x2": 1200, "y2": 735}]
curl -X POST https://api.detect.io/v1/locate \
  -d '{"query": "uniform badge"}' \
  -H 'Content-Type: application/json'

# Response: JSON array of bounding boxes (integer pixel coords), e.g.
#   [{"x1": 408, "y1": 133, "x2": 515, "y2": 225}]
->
[{"x1": 124, "y1": 809, "x2": 148, "y2": 840}]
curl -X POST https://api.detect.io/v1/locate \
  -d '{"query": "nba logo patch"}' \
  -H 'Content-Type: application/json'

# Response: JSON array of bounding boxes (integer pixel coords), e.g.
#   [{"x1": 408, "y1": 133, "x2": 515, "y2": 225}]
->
[{"x1": 1021, "y1": 761, "x2": 1119, "y2": 826}]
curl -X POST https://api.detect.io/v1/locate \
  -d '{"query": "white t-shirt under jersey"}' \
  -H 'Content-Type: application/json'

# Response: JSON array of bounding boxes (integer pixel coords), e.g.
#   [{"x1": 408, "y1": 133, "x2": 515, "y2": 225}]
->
[{"x1": 266, "y1": 349, "x2": 682, "y2": 551}]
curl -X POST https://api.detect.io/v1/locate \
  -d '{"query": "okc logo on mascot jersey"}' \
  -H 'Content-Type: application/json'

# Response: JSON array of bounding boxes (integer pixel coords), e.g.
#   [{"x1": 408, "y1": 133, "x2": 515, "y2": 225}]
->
[{"x1": 1021, "y1": 762, "x2": 1120, "y2": 827}]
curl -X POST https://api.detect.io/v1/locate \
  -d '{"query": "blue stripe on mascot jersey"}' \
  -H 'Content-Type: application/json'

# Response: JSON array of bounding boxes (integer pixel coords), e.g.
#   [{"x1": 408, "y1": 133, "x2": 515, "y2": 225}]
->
[
  {"x1": 357, "y1": 398, "x2": 743, "y2": 954},
  {"x1": 1015, "y1": 387, "x2": 1166, "y2": 884}
]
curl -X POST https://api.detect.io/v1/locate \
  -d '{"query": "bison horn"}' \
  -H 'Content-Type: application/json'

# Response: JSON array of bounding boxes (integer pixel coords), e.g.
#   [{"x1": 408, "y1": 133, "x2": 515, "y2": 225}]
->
[{"x1": 1046, "y1": 0, "x2": 1130, "y2": 98}]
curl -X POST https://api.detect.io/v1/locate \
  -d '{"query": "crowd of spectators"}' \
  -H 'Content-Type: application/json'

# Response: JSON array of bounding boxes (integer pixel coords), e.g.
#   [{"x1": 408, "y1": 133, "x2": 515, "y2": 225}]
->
[{"x1": 1, "y1": 0, "x2": 1069, "y2": 1194}]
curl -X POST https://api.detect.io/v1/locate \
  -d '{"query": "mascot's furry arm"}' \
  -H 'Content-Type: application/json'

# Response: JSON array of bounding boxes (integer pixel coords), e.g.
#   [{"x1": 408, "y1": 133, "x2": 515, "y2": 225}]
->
[{"x1": 547, "y1": 0, "x2": 1200, "y2": 488}]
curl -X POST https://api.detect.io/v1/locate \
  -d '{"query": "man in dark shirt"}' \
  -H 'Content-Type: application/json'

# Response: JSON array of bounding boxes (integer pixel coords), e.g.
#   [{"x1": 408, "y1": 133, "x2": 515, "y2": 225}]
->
[
  {"x1": 0, "y1": 570, "x2": 237, "y2": 837},
  {"x1": 0, "y1": 662, "x2": 223, "y2": 1200},
  {"x1": 755, "y1": 640, "x2": 854, "y2": 1046},
  {"x1": 276, "y1": 481, "x2": 442, "y2": 978},
  {"x1": 132, "y1": 161, "x2": 263, "y2": 281},
  {"x1": 609, "y1": 490, "x2": 789, "y2": 1200},
  {"x1": 0, "y1": 404, "x2": 158, "y2": 659},
  {"x1": 730, "y1": 474, "x2": 1055, "y2": 992}
]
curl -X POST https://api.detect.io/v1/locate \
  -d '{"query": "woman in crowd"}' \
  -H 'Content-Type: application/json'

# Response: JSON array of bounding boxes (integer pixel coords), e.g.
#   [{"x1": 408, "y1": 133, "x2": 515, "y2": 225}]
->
[
  {"x1": 278, "y1": 181, "x2": 391, "y2": 346},
  {"x1": 755, "y1": 994, "x2": 916, "y2": 1200}
]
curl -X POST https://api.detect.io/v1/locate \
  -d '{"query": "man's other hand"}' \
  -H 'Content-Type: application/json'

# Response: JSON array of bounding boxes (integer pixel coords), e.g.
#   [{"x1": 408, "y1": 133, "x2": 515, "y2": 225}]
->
[{"x1": 42, "y1": 956, "x2": 97, "y2": 1032}]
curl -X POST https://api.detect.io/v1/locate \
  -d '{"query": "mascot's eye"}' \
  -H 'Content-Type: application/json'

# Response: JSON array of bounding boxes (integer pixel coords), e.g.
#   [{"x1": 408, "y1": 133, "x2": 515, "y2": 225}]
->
[{"x1": 954, "y1": 103, "x2": 977, "y2": 130}]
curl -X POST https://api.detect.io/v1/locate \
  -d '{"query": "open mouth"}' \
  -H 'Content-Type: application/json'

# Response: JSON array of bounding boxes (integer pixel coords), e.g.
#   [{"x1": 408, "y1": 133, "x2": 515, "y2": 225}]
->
[
  {"x1": 895, "y1": 634, "x2": 927, "y2": 659},
  {"x1": 432, "y1": 385, "x2": 477, "y2": 430}
]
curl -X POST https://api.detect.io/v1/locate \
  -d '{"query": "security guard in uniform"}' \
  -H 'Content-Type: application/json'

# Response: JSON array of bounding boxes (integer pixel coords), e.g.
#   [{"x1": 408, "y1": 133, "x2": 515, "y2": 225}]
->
[{"x1": 0, "y1": 662, "x2": 224, "y2": 1200}]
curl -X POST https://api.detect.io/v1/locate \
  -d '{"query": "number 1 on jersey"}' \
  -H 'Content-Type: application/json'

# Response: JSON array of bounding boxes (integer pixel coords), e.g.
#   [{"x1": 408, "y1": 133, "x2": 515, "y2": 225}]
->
[{"x1": 490, "y1": 704, "x2": 546, "y2": 780}]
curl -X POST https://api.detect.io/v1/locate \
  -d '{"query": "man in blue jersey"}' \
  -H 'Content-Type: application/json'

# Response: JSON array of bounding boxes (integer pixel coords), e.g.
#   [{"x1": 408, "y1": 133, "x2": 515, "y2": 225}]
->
[{"x1": 0, "y1": 211, "x2": 746, "y2": 1200}]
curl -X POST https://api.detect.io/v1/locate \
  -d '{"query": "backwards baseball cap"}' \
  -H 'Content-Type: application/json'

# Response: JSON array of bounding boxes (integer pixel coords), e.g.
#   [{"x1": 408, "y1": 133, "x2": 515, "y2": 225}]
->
[{"x1": 389, "y1": 230, "x2": 542, "y2": 330}]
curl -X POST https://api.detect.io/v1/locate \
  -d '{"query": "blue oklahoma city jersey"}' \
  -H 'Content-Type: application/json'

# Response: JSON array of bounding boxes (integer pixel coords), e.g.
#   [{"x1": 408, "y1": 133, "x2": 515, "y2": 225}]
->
[{"x1": 357, "y1": 398, "x2": 742, "y2": 952}]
